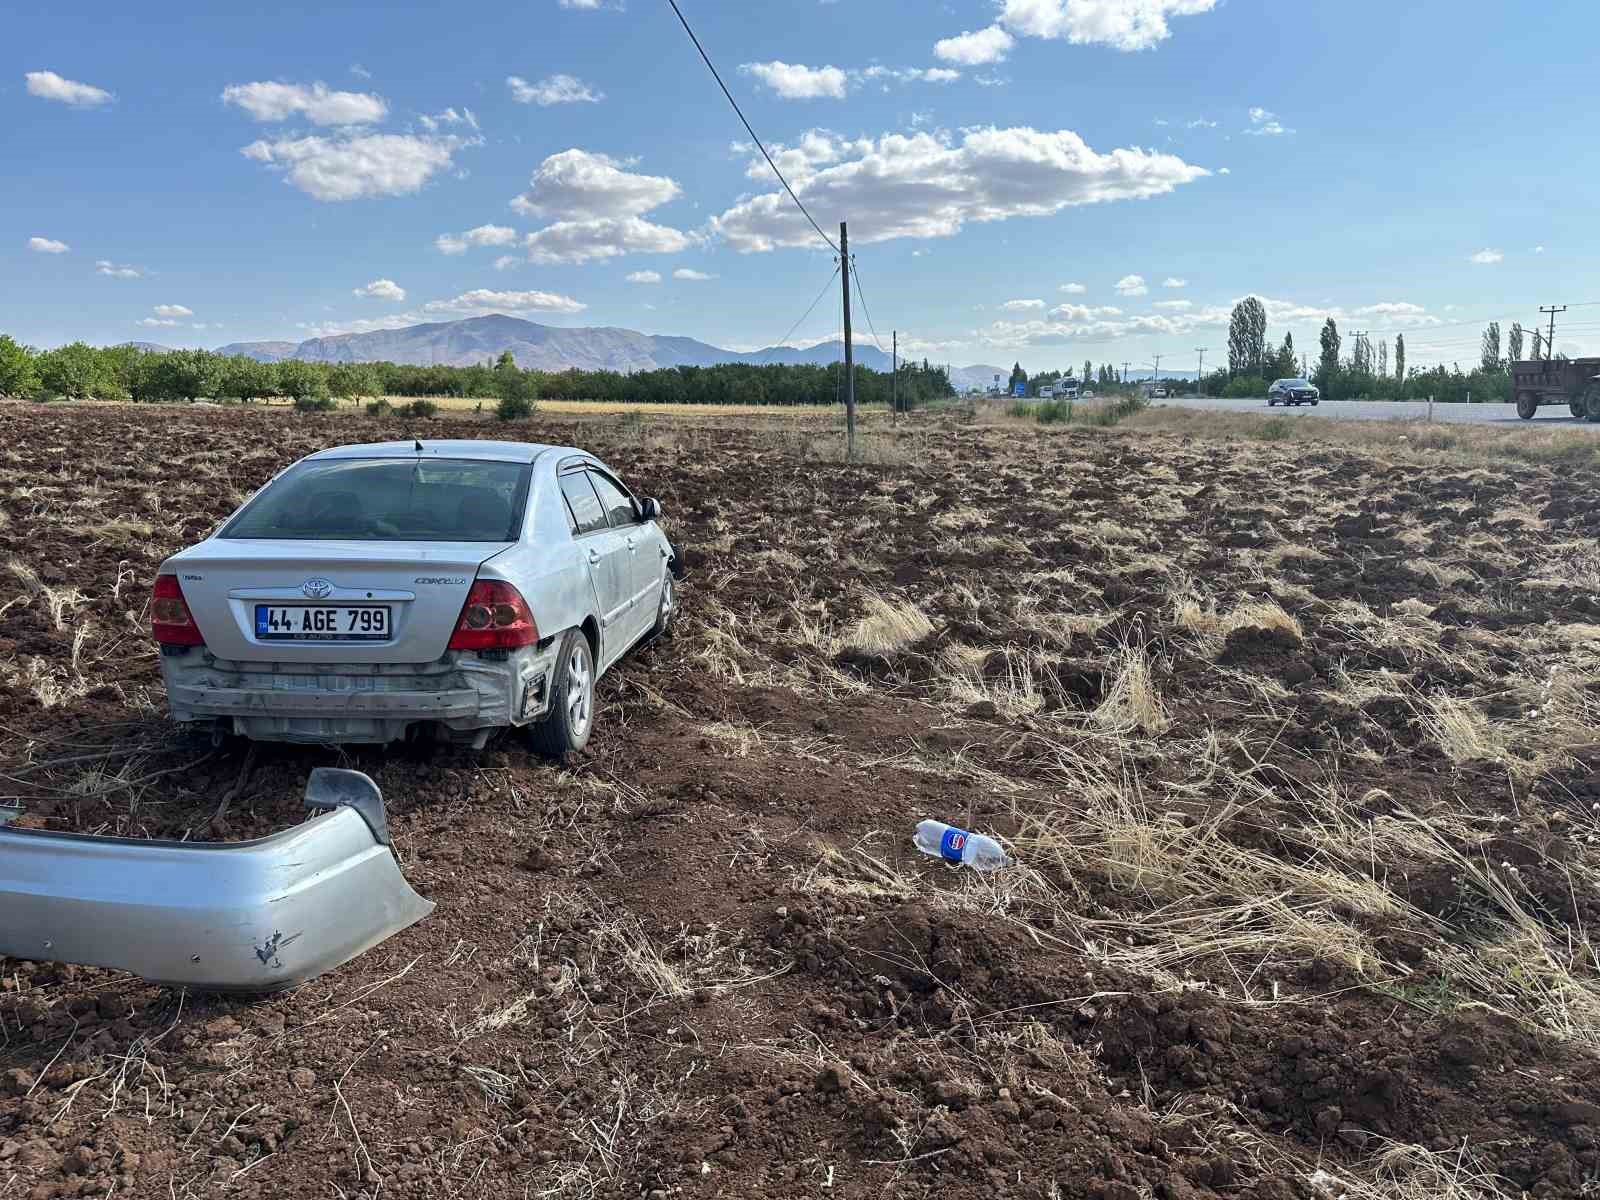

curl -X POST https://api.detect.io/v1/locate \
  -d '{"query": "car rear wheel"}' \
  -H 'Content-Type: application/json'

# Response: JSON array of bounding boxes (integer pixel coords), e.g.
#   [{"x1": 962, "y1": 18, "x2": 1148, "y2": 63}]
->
[
  {"x1": 1516, "y1": 391, "x2": 1538, "y2": 420},
  {"x1": 1585, "y1": 385, "x2": 1600, "y2": 424},
  {"x1": 1267, "y1": 397, "x2": 1276, "y2": 407},
  {"x1": 528, "y1": 630, "x2": 594, "y2": 757}
]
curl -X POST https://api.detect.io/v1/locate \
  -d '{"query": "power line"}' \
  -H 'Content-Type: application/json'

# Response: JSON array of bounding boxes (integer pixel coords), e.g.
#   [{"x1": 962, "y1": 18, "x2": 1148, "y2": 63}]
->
[
  {"x1": 847, "y1": 258, "x2": 888, "y2": 355},
  {"x1": 664, "y1": 0, "x2": 839, "y2": 256},
  {"x1": 771, "y1": 262, "x2": 841, "y2": 351}
]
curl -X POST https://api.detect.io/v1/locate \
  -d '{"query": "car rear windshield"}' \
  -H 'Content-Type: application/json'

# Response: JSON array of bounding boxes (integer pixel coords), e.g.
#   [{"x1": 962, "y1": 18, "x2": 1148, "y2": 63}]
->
[{"x1": 220, "y1": 457, "x2": 531, "y2": 542}]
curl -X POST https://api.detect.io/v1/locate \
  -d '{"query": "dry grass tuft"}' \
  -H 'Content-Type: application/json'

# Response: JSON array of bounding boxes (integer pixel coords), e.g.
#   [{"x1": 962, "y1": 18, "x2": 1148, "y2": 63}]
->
[
  {"x1": 1091, "y1": 642, "x2": 1170, "y2": 735},
  {"x1": 840, "y1": 593, "x2": 935, "y2": 656}
]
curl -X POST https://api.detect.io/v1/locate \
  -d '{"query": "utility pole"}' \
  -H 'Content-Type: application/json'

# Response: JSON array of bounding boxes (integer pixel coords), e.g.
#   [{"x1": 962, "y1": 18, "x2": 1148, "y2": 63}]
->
[
  {"x1": 1152, "y1": 352, "x2": 1163, "y2": 384},
  {"x1": 1122, "y1": 361, "x2": 1130, "y2": 386},
  {"x1": 891, "y1": 329, "x2": 898, "y2": 427},
  {"x1": 840, "y1": 222, "x2": 855, "y2": 459},
  {"x1": 1541, "y1": 305, "x2": 1566, "y2": 361},
  {"x1": 1194, "y1": 348, "x2": 1207, "y2": 396}
]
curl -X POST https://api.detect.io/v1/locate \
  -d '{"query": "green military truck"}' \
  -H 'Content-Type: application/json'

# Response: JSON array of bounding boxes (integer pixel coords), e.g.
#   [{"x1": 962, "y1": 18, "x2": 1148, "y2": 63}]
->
[{"x1": 1512, "y1": 358, "x2": 1600, "y2": 420}]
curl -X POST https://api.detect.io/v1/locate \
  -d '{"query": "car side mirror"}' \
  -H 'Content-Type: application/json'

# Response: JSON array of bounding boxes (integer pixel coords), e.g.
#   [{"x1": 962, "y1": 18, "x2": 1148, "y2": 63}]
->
[{"x1": 640, "y1": 497, "x2": 661, "y2": 521}]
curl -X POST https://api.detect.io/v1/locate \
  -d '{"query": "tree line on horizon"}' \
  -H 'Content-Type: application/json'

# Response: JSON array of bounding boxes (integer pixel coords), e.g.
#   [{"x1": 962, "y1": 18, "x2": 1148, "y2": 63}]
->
[
  {"x1": 0, "y1": 335, "x2": 955, "y2": 411},
  {"x1": 1217, "y1": 297, "x2": 1549, "y2": 404}
]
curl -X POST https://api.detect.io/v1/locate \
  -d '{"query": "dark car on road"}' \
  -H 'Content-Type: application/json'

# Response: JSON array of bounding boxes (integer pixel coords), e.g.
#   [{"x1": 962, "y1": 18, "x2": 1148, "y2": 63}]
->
[{"x1": 1267, "y1": 378, "x2": 1320, "y2": 407}]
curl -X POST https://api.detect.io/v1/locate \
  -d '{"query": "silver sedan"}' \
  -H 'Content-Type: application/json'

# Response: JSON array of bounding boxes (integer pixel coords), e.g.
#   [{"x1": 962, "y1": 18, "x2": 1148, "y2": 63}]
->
[{"x1": 149, "y1": 439, "x2": 678, "y2": 754}]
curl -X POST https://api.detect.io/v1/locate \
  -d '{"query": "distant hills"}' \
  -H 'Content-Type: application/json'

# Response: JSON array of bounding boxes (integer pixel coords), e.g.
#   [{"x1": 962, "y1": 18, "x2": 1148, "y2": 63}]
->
[
  {"x1": 210, "y1": 313, "x2": 1017, "y2": 383},
  {"x1": 214, "y1": 314, "x2": 905, "y2": 375}
]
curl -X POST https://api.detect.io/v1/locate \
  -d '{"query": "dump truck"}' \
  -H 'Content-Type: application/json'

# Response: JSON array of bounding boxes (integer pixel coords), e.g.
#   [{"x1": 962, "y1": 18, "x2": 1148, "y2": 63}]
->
[{"x1": 1512, "y1": 358, "x2": 1600, "y2": 420}]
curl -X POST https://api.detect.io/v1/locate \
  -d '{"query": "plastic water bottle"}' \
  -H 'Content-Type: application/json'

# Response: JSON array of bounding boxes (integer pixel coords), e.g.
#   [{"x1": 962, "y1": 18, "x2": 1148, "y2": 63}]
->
[{"x1": 914, "y1": 820, "x2": 1011, "y2": 871}]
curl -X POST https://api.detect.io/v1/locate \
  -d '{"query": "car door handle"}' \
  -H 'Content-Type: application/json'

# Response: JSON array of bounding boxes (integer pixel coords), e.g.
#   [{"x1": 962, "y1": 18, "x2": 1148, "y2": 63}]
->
[
  {"x1": 626, "y1": 538, "x2": 636, "y2": 552},
  {"x1": 587, "y1": 549, "x2": 601, "y2": 565}
]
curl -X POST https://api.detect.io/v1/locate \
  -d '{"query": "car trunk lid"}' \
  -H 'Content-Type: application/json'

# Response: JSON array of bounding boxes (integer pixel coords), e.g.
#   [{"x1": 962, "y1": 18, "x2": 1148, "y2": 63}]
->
[{"x1": 164, "y1": 539, "x2": 507, "y2": 663}]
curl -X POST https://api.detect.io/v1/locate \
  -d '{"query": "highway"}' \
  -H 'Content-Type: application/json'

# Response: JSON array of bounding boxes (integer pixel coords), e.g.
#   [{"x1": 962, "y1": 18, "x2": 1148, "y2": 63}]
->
[{"x1": 1151, "y1": 396, "x2": 1597, "y2": 427}]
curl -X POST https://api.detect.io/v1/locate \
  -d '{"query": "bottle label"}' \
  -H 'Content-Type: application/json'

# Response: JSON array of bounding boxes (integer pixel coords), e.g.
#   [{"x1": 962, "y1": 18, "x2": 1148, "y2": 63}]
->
[{"x1": 939, "y1": 828, "x2": 967, "y2": 863}]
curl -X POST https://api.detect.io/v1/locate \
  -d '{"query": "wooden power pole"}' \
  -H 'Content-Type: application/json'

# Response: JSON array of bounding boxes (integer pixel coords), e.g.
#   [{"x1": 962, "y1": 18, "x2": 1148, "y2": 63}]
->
[
  {"x1": 840, "y1": 222, "x2": 855, "y2": 459},
  {"x1": 891, "y1": 329, "x2": 898, "y2": 427},
  {"x1": 1541, "y1": 305, "x2": 1567, "y2": 361}
]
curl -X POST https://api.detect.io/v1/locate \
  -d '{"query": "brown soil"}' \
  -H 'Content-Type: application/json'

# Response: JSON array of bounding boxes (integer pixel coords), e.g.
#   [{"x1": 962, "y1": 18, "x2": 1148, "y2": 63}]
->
[{"x1": 3, "y1": 401, "x2": 1600, "y2": 1198}]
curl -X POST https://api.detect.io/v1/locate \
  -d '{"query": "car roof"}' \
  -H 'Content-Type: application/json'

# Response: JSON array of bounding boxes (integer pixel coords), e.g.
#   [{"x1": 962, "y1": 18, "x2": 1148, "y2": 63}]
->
[{"x1": 306, "y1": 439, "x2": 557, "y2": 464}]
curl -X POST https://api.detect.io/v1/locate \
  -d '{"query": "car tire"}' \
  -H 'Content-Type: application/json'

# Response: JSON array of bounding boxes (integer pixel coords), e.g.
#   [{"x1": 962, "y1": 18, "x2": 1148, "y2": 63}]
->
[
  {"x1": 648, "y1": 568, "x2": 675, "y2": 641},
  {"x1": 1516, "y1": 391, "x2": 1538, "y2": 420},
  {"x1": 528, "y1": 629, "x2": 594, "y2": 758},
  {"x1": 1570, "y1": 401, "x2": 1585, "y2": 419},
  {"x1": 1267, "y1": 398, "x2": 1276, "y2": 407}
]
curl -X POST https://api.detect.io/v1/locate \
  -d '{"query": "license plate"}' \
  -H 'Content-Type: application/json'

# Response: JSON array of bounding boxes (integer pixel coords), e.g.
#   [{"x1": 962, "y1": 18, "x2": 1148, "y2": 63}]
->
[{"x1": 255, "y1": 605, "x2": 391, "y2": 641}]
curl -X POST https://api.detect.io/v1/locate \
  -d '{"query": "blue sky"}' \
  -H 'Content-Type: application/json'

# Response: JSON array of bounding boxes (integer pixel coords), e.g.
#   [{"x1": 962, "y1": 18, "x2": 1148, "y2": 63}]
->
[{"x1": 8, "y1": 0, "x2": 1600, "y2": 372}]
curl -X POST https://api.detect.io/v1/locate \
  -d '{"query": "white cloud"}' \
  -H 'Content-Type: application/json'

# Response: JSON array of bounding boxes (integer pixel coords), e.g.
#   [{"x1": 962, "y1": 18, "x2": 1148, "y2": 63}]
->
[
  {"x1": 1217, "y1": 166, "x2": 1231, "y2": 174},
  {"x1": 418, "y1": 106, "x2": 478, "y2": 132},
  {"x1": 493, "y1": 255, "x2": 519, "y2": 271},
  {"x1": 353, "y1": 278, "x2": 406, "y2": 301},
  {"x1": 24, "y1": 70, "x2": 112, "y2": 107},
  {"x1": 1153, "y1": 299, "x2": 1192, "y2": 310},
  {"x1": 626, "y1": 270, "x2": 662, "y2": 284},
  {"x1": 740, "y1": 61, "x2": 849, "y2": 100},
  {"x1": 1187, "y1": 118, "x2": 1217, "y2": 129},
  {"x1": 95, "y1": 259, "x2": 142, "y2": 278},
  {"x1": 524, "y1": 217, "x2": 692, "y2": 265},
  {"x1": 1001, "y1": 298, "x2": 1045, "y2": 311},
  {"x1": 559, "y1": 0, "x2": 602, "y2": 7},
  {"x1": 1244, "y1": 107, "x2": 1290, "y2": 136},
  {"x1": 240, "y1": 133, "x2": 473, "y2": 201},
  {"x1": 138, "y1": 318, "x2": 179, "y2": 328},
  {"x1": 350, "y1": 64, "x2": 371, "y2": 79},
  {"x1": 27, "y1": 236, "x2": 69, "y2": 254},
  {"x1": 715, "y1": 126, "x2": 1208, "y2": 253},
  {"x1": 997, "y1": 0, "x2": 1218, "y2": 51},
  {"x1": 1060, "y1": 282, "x2": 1087, "y2": 294},
  {"x1": 1114, "y1": 274, "x2": 1148, "y2": 296},
  {"x1": 1162, "y1": 276, "x2": 1187, "y2": 288},
  {"x1": 153, "y1": 304, "x2": 193, "y2": 318},
  {"x1": 510, "y1": 149, "x2": 680, "y2": 221},
  {"x1": 435, "y1": 223, "x2": 519, "y2": 254},
  {"x1": 933, "y1": 26, "x2": 1015, "y2": 65},
  {"x1": 673, "y1": 268, "x2": 716, "y2": 281},
  {"x1": 1533, "y1": 245, "x2": 1546, "y2": 254},
  {"x1": 860, "y1": 66, "x2": 962, "y2": 86},
  {"x1": 507, "y1": 74, "x2": 603, "y2": 106},
  {"x1": 221, "y1": 81, "x2": 387, "y2": 126},
  {"x1": 1468, "y1": 248, "x2": 1503, "y2": 265},
  {"x1": 422, "y1": 288, "x2": 586, "y2": 316}
]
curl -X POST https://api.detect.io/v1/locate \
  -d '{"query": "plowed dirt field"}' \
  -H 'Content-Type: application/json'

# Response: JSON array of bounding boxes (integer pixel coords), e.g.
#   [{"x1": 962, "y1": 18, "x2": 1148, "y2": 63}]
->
[{"x1": 5, "y1": 401, "x2": 1600, "y2": 1199}]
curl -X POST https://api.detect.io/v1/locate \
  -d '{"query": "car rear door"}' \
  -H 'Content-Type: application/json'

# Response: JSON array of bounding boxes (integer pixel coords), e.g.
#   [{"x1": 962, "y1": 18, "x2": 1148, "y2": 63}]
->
[
  {"x1": 559, "y1": 468, "x2": 630, "y2": 664},
  {"x1": 586, "y1": 468, "x2": 656, "y2": 646}
]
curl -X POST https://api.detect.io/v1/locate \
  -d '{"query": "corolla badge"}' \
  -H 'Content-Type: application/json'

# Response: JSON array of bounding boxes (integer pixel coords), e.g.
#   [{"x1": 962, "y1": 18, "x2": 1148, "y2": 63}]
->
[{"x1": 301, "y1": 577, "x2": 334, "y2": 599}]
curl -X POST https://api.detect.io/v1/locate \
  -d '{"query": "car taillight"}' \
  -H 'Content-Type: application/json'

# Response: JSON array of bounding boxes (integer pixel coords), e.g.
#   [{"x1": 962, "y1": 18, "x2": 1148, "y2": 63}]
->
[
  {"x1": 150, "y1": 574, "x2": 205, "y2": 646},
  {"x1": 448, "y1": 579, "x2": 539, "y2": 650}
]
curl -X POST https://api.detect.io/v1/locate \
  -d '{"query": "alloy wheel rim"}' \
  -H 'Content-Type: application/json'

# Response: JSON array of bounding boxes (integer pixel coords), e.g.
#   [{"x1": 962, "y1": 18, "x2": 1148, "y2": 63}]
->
[
  {"x1": 662, "y1": 576, "x2": 673, "y2": 619},
  {"x1": 567, "y1": 648, "x2": 591, "y2": 734}
]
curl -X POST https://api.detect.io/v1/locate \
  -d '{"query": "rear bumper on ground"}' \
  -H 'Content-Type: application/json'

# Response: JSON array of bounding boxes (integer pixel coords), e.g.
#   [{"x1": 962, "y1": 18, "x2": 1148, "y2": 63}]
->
[
  {"x1": 0, "y1": 769, "x2": 432, "y2": 992},
  {"x1": 158, "y1": 643, "x2": 559, "y2": 745}
]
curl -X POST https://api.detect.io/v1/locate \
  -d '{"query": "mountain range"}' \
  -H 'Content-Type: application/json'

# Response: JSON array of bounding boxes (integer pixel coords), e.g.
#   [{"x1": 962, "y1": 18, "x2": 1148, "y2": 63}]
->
[{"x1": 211, "y1": 314, "x2": 1006, "y2": 391}]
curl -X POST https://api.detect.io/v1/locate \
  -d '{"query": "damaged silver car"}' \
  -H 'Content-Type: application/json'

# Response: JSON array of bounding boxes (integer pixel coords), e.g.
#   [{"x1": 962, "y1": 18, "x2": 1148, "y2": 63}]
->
[
  {"x1": 0, "y1": 769, "x2": 430, "y2": 992},
  {"x1": 150, "y1": 439, "x2": 679, "y2": 752}
]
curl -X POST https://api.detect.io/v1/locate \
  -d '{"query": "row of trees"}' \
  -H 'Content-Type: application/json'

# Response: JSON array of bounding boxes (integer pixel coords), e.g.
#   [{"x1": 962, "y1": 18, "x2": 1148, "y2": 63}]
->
[
  {"x1": 1006, "y1": 361, "x2": 1136, "y2": 397},
  {"x1": 1217, "y1": 299, "x2": 1520, "y2": 403},
  {"x1": 0, "y1": 336, "x2": 954, "y2": 409}
]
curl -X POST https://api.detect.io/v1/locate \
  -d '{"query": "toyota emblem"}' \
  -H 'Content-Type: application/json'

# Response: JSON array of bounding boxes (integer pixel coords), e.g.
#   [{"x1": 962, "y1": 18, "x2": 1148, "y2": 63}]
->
[{"x1": 301, "y1": 577, "x2": 334, "y2": 599}]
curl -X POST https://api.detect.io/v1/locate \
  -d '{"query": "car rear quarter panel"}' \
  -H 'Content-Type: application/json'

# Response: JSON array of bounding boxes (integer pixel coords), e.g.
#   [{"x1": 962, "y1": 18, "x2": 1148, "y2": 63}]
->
[{"x1": 479, "y1": 453, "x2": 606, "y2": 662}]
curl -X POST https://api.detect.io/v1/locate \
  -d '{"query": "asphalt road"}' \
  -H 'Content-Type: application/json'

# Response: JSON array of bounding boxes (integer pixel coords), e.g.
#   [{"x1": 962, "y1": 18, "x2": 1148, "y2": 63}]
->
[{"x1": 1153, "y1": 396, "x2": 1598, "y2": 427}]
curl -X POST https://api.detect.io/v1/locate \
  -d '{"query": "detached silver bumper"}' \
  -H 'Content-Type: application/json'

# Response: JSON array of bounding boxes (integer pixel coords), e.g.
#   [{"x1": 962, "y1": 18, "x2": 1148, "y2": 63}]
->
[{"x1": 0, "y1": 769, "x2": 432, "y2": 992}]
